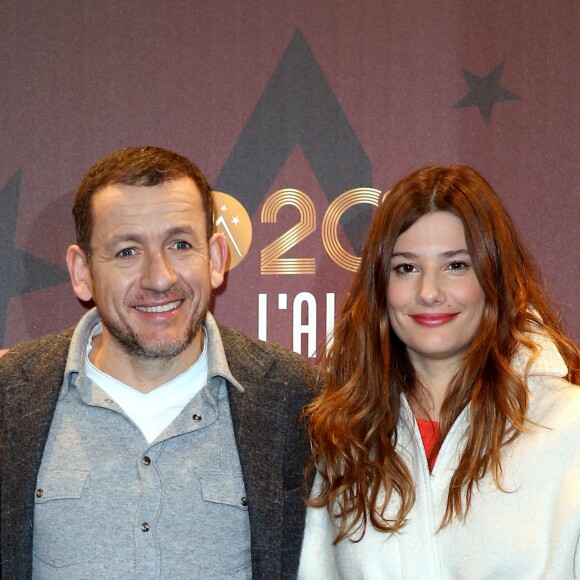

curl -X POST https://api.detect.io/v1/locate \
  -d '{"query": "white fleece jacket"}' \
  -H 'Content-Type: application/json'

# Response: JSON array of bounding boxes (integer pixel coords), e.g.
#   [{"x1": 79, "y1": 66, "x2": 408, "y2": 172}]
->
[{"x1": 298, "y1": 336, "x2": 580, "y2": 579}]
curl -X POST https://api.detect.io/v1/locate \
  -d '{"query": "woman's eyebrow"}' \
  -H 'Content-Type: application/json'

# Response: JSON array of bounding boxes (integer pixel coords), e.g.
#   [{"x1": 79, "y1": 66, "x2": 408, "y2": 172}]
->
[
  {"x1": 391, "y1": 249, "x2": 469, "y2": 259},
  {"x1": 391, "y1": 251, "x2": 418, "y2": 259}
]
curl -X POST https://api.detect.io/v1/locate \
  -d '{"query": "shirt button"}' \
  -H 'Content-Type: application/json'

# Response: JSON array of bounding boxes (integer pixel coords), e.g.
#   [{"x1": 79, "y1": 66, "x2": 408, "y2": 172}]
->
[
  {"x1": 192, "y1": 413, "x2": 202, "y2": 422},
  {"x1": 36, "y1": 489, "x2": 44, "y2": 498},
  {"x1": 241, "y1": 496, "x2": 248, "y2": 507},
  {"x1": 141, "y1": 522, "x2": 150, "y2": 532},
  {"x1": 143, "y1": 456, "x2": 151, "y2": 465},
  {"x1": 104, "y1": 398, "x2": 114, "y2": 404}
]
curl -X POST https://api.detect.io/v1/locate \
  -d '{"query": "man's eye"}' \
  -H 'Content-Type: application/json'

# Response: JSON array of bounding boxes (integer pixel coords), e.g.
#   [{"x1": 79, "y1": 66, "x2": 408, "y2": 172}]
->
[
  {"x1": 117, "y1": 248, "x2": 136, "y2": 258},
  {"x1": 173, "y1": 241, "x2": 191, "y2": 250}
]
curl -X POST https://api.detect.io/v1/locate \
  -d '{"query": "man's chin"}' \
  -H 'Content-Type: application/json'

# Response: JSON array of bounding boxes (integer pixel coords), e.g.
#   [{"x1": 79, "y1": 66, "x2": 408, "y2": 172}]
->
[
  {"x1": 99, "y1": 310, "x2": 205, "y2": 361},
  {"x1": 104, "y1": 325, "x2": 197, "y2": 360},
  {"x1": 120, "y1": 333, "x2": 195, "y2": 359}
]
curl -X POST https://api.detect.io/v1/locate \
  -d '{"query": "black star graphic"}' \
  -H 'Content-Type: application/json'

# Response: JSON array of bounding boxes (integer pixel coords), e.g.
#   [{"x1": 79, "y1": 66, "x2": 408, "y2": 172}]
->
[
  {"x1": 453, "y1": 62, "x2": 519, "y2": 125},
  {"x1": 0, "y1": 170, "x2": 69, "y2": 346}
]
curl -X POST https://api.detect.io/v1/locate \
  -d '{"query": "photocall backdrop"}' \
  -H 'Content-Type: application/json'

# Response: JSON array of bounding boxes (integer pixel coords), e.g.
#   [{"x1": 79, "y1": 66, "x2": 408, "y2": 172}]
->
[{"x1": 0, "y1": 1, "x2": 578, "y2": 355}]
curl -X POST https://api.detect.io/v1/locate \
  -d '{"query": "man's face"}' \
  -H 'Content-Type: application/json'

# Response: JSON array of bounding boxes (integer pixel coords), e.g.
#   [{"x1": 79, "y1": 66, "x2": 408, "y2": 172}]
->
[{"x1": 67, "y1": 177, "x2": 225, "y2": 363}]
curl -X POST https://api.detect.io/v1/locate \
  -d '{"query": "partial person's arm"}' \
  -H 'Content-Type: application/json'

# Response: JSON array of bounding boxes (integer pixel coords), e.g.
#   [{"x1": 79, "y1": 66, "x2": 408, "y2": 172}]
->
[{"x1": 575, "y1": 534, "x2": 579, "y2": 578}]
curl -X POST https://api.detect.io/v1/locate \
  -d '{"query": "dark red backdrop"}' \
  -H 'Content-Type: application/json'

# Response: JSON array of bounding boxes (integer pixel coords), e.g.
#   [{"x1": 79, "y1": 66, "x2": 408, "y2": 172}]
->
[{"x1": 0, "y1": 1, "x2": 578, "y2": 352}]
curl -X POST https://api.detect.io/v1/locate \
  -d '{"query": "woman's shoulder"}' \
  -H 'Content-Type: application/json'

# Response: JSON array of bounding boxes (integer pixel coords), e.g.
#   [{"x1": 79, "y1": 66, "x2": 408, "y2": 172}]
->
[
  {"x1": 512, "y1": 330, "x2": 570, "y2": 377},
  {"x1": 526, "y1": 374, "x2": 580, "y2": 436}
]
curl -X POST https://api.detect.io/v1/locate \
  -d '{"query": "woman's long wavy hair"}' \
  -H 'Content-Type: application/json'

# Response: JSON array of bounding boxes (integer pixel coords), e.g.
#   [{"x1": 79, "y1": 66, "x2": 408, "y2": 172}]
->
[{"x1": 305, "y1": 165, "x2": 579, "y2": 543}]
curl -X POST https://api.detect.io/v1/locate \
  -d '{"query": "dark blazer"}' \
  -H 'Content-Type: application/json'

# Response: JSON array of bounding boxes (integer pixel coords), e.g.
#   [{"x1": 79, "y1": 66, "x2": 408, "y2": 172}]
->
[{"x1": 0, "y1": 323, "x2": 316, "y2": 580}]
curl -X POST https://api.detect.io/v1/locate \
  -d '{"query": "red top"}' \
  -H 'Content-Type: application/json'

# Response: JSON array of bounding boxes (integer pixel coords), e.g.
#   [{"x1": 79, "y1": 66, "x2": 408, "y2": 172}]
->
[{"x1": 416, "y1": 418, "x2": 440, "y2": 471}]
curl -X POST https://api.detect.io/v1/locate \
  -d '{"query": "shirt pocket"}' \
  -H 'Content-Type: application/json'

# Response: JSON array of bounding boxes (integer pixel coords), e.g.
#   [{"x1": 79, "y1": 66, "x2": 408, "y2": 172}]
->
[
  {"x1": 196, "y1": 471, "x2": 251, "y2": 576},
  {"x1": 33, "y1": 469, "x2": 95, "y2": 568},
  {"x1": 199, "y1": 471, "x2": 250, "y2": 509}
]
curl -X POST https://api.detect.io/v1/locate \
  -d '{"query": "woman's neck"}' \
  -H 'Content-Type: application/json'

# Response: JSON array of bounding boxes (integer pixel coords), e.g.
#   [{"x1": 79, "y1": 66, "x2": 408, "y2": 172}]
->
[{"x1": 408, "y1": 356, "x2": 461, "y2": 421}]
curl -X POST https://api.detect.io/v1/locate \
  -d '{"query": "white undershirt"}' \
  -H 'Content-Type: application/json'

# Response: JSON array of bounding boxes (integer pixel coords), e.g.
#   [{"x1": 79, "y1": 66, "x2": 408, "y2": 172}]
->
[{"x1": 85, "y1": 324, "x2": 209, "y2": 443}]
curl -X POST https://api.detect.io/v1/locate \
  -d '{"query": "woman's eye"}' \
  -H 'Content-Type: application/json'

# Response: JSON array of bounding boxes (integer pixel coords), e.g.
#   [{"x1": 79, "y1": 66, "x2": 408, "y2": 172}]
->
[
  {"x1": 393, "y1": 263, "x2": 417, "y2": 274},
  {"x1": 447, "y1": 260, "x2": 469, "y2": 271}
]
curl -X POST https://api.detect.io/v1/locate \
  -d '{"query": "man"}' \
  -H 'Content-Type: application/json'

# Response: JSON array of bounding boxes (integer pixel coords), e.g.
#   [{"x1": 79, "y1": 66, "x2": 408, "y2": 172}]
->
[{"x1": 0, "y1": 146, "x2": 315, "y2": 579}]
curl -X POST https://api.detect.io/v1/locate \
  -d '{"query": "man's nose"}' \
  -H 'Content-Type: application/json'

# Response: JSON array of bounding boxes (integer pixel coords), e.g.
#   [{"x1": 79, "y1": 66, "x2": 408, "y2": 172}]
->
[{"x1": 141, "y1": 251, "x2": 179, "y2": 292}]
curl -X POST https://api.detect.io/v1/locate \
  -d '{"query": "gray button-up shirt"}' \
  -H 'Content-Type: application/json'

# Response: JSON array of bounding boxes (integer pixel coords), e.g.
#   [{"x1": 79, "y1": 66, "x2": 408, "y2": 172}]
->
[{"x1": 32, "y1": 309, "x2": 251, "y2": 579}]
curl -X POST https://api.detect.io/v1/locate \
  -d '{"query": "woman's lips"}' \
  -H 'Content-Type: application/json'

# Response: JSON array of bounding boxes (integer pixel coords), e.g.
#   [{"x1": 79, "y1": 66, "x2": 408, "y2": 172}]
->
[{"x1": 410, "y1": 313, "x2": 459, "y2": 327}]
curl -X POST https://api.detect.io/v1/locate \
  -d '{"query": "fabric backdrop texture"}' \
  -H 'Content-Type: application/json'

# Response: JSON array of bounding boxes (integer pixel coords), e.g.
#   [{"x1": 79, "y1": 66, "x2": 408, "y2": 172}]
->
[{"x1": 0, "y1": 0, "x2": 578, "y2": 353}]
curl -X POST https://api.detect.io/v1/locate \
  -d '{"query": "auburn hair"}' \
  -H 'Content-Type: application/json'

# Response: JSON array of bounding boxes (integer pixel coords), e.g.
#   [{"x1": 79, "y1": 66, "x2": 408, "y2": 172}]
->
[{"x1": 305, "y1": 165, "x2": 579, "y2": 542}]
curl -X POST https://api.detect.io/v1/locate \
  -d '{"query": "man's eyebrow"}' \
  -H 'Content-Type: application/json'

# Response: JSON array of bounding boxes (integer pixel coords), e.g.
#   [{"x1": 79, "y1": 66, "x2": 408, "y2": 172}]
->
[
  {"x1": 107, "y1": 233, "x2": 143, "y2": 246},
  {"x1": 107, "y1": 226, "x2": 200, "y2": 246},
  {"x1": 165, "y1": 225, "x2": 198, "y2": 238}
]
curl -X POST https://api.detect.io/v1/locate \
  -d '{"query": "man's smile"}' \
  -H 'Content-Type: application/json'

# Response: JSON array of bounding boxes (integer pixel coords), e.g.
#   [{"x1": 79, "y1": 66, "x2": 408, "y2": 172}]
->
[{"x1": 135, "y1": 300, "x2": 183, "y2": 313}]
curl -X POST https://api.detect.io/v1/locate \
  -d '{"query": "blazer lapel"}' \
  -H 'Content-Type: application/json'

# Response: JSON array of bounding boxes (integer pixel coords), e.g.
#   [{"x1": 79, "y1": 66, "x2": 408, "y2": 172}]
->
[{"x1": 221, "y1": 326, "x2": 291, "y2": 579}]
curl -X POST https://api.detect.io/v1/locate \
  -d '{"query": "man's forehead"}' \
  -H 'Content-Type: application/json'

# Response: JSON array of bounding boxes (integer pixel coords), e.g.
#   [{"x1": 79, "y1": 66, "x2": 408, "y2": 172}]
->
[
  {"x1": 89, "y1": 178, "x2": 208, "y2": 237},
  {"x1": 92, "y1": 178, "x2": 203, "y2": 213}
]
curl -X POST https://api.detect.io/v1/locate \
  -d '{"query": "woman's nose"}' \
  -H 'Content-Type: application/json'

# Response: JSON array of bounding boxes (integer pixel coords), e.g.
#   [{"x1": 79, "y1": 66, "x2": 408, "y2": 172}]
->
[{"x1": 418, "y1": 271, "x2": 445, "y2": 305}]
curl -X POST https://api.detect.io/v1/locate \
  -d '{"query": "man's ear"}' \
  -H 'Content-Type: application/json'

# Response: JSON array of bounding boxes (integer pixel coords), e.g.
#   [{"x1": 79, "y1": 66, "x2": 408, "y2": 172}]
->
[
  {"x1": 208, "y1": 233, "x2": 228, "y2": 290},
  {"x1": 66, "y1": 245, "x2": 94, "y2": 302}
]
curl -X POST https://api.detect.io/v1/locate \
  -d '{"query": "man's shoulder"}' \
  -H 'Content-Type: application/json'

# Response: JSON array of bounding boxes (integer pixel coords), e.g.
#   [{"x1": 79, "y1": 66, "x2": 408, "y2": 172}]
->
[
  {"x1": 218, "y1": 322, "x2": 305, "y2": 364},
  {"x1": 217, "y1": 323, "x2": 318, "y2": 390},
  {"x1": 0, "y1": 327, "x2": 74, "y2": 379}
]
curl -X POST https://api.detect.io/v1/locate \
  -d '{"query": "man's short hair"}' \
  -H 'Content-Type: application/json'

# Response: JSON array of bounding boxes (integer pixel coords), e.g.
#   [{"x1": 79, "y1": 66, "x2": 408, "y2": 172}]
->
[{"x1": 73, "y1": 146, "x2": 215, "y2": 258}]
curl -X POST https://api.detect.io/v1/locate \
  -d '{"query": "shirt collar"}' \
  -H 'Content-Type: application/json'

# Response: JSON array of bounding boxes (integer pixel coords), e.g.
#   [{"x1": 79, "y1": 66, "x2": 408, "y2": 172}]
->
[
  {"x1": 204, "y1": 311, "x2": 243, "y2": 393},
  {"x1": 61, "y1": 308, "x2": 101, "y2": 398},
  {"x1": 61, "y1": 308, "x2": 244, "y2": 399}
]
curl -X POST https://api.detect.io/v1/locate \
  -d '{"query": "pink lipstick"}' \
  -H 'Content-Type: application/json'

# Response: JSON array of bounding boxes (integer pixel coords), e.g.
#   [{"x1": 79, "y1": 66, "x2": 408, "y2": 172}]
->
[{"x1": 410, "y1": 313, "x2": 458, "y2": 327}]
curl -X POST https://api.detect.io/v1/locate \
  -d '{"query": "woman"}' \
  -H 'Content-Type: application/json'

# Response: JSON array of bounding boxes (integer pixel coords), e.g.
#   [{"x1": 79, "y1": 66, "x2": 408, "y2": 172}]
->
[{"x1": 299, "y1": 165, "x2": 580, "y2": 579}]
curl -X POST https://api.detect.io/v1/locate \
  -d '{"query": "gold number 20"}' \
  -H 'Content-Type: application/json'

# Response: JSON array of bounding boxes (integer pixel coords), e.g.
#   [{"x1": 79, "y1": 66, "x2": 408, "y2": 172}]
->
[{"x1": 261, "y1": 188, "x2": 381, "y2": 274}]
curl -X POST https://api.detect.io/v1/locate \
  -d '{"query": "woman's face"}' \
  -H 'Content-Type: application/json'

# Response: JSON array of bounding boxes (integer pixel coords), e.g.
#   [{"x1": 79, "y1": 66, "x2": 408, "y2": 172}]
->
[{"x1": 387, "y1": 211, "x2": 485, "y2": 371}]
